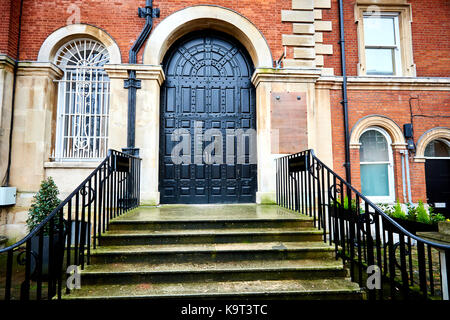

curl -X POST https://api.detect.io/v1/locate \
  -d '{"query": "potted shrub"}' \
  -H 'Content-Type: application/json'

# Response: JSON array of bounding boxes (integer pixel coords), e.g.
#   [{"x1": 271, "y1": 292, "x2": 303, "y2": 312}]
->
[
  {"x1": 26, "y1": 177, "x2": 65, "y2": 279},
  {"x1": 381, "y1": 200, "x2": 444, "y2": 234},
  {"x1": 329, "y1": 196, "x2": 363, "y2": 221}
]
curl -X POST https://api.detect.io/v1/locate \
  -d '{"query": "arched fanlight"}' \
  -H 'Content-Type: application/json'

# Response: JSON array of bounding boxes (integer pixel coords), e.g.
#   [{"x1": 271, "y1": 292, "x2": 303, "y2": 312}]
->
[{"x1": 55, "y1": 39, "x2": 110, "y2": 68}]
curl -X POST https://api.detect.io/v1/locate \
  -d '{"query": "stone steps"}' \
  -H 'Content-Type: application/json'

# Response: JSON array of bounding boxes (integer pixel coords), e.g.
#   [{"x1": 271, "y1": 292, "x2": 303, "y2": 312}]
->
[
  {"x1": 109, "y1": 218, "x2": 313, "y2": 231},
  {"x1": 80, "y1": 259, "x2": 347, "y2": 285},
  {"x1": 89, "y1": 242, "x2": 337, "y2": 264},
  {"x1": 98, "y1": 228, "x2": 323, "y2": 246},
  {"x1": 64, "y1": 279, "x2": 362, "y2": 300},
  {"x1": 63, "y1": 205, "x2": 362, "y2": 300}
]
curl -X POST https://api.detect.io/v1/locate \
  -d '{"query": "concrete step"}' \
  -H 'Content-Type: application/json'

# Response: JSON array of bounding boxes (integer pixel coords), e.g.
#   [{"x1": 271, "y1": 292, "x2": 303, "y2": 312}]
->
[
  {"x1": 98, "y1": 228, "x2": 323, "y2": 246},
  {"x1": 108, "y1": 218, "x2": 313, "y2": 232},
  {"x1": 63, "y1": 279, "x2": 363, "y2": 300},
  {"x1": 90, "y1": 241, "x2": 336, "y2": 264},
  {"x1": 108, "y1": 205, "x2": 313, "y2": 231},
  {"x1": 80, "y1": 259, "x2": 348, "y2": 285}
]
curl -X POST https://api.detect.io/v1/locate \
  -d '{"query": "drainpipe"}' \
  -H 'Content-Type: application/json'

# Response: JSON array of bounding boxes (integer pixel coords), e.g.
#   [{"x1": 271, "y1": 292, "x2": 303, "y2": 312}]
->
[
  {"x1": 2, "y1": 0, "x2": 24, "y2": 187},
  {"x1": 123, "y1": 0, "x2": 160, "y2": 156},
  {"x1": 338, "y1": 0, "x2": 351, "y2": 184},
  {"x1": 404, "y1": 149, "x2": 412, "y2": 203},
  {"x1": 400, "y1": 151, "x2": 407, "y2": 203},
  {"x1": 400, "y1": 149, "x2": 412, "y2": 204}
]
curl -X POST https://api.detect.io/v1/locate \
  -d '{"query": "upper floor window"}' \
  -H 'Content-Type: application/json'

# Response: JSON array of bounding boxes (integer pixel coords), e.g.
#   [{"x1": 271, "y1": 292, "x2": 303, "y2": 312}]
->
[
  {"x1": 363, "y1": 13, "x2": 401, "y2": 76},
  {"x1": 53, "y1": 39, "x2": 111, "y2": 161},
  {"x1": 355, "y1": 3, "x2": 415, "y2": 77}
]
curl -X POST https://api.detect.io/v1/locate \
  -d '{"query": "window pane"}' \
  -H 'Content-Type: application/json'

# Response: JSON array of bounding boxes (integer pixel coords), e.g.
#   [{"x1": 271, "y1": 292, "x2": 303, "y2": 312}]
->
[
  {"x1": 364, "y1": 16, "x2": 396, "y2": 46},
  {"x1": 360, "y1": 130, "x2": 389, "y2": 162},
  {"x1": 361, "y1": 164, "x2": 390, "y2": 196},
  {"x1": 425, "y1": 140, "x2": 450, "y2": 157},
  {"x1": 366, "y1": 48, "x2": 394, "y2": 75}
]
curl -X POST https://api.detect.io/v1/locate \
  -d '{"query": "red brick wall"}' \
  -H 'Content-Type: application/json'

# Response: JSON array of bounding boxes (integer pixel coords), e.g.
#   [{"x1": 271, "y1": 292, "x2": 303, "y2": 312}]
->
[
  {"x1": 330, "y1": 89, "x2": 450, "y2": 202},
  {"x1": 0, "y1": 0, "x2": 21, "y2": 59},
  {"x1": 322, "y1": 0, "x2": 450, "y2": 77},
  {"x1": 15, "y1": 0, "x2": 292, "y2": 63}
]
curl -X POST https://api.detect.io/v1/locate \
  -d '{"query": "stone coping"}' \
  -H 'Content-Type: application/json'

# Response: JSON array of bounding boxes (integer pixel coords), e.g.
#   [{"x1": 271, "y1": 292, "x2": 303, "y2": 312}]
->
[
  {"x1": 316, "y1": 75, "x2": 450, "y2": 90},
  {"x1": 44, "y1": 161, "x2": 100, "y2": 169}
]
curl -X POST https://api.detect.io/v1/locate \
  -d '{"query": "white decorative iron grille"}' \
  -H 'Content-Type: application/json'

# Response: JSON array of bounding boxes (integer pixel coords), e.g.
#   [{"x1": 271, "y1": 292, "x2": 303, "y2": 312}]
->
[{"x1": 53, "y1": 39, "x2": 111, "y2": 161}]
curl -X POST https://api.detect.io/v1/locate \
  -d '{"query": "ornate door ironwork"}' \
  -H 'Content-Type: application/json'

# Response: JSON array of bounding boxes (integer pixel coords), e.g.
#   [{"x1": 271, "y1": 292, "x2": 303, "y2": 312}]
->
[{"x1": 160, "y1": 31, "x2": 257, "y2": 204}]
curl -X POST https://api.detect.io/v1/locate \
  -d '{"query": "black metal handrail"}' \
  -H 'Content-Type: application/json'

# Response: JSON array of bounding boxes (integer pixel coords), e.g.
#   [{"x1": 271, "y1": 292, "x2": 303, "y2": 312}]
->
[
  {"x1": 0, "y1": 149, "x2": 141, "y2": 300},
  {"x1": 276, "y1": 149, "x2": 450, "y2": 300}
]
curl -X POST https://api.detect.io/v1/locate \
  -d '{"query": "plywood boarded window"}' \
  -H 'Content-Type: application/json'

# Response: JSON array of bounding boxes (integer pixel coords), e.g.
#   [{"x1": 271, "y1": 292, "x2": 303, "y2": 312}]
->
[{"x1": 271, "y1": 92, "x2": 307, "y2": 154}]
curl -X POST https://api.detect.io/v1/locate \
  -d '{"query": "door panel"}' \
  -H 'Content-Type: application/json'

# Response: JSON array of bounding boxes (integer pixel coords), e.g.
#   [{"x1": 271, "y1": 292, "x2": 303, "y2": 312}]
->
[
  {"x1": 159, "y1": 32, "x2": 257, "y2": 204},
  {"x1": 425, "y1": 159, "x2": 450, "y2": 218}
]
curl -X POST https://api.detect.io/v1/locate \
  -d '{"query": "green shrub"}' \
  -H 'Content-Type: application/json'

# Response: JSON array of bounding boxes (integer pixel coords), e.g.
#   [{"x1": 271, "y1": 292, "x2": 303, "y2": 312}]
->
[
  {"x1": 416, "y1": 201, "x2": 430, "y2": 224},
  {"x1": 430, "y1": 212, "x2": 446, "y2": 224},
  {"x1": 392, "y1": 200, "x2": 406, "y2": 219},
  {"x1": 26, "y1": 177, "x2": 61, "y2": 235},
  {"x1": 332, "y1": 196, "x2": 363, "y2": 214},
  {"x1": 406, "y1": 203, "x2": 417, "y2": 222}
]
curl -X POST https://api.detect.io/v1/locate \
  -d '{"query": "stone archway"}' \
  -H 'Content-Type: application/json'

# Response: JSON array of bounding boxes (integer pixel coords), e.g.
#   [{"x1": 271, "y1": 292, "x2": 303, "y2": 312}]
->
[
  {"x1": 143, "y1": 5, "x2": 273, "y2": 68},
  {"x1": 350, "y1": 115, "x2": 407, "y2": 150},
  {"x1": 415, "y1": 127, "x2": 450, "y2": 162},
  {"x1": 38, "y1": 24, "x2": 122, "y2": 64}
]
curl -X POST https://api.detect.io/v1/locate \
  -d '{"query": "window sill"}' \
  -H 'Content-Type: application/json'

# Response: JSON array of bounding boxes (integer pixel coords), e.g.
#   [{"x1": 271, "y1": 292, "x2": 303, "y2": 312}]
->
[{"x1": 44, "y1": 161, "x2": 101, "y2": 169}]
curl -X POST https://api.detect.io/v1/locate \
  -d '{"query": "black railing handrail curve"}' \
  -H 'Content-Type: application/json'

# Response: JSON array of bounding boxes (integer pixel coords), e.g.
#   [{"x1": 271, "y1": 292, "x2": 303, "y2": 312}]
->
[
  {"x1": 0, "y1": 149, "x2": 140, "y2": 254},
  {"x1": 307, "y1": 149, "x2": 450, "y2": 251},
  {"x1": 277, "y1": 149, "x2": 450, "y2": 299}
]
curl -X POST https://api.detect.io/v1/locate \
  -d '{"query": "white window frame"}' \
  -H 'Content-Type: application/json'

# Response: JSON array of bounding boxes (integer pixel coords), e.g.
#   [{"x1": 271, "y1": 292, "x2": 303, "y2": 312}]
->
[
  {"x1": 52, "y1": 38, "x2": 111, "y2": 162},
  {"x1": 360, "y1": 127, "x2": 396, "y2": 203},
  {"x1": 363, "y1": 12, "x2": 402, "y2": 76}
]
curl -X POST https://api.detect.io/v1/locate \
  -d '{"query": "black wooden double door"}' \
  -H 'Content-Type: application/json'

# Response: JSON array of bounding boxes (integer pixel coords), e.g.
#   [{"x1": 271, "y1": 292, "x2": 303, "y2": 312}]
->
[{"x1": 159, "y1": 32, "x2": 257, "y2": 204}]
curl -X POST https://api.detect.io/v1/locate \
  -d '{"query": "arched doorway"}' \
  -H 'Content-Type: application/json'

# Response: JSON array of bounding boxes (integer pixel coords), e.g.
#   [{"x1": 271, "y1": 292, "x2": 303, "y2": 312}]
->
[
  {"x1": 424, "y1": 138, "x2": 450, "y2": 218},
  {"x1": 159, "y1": 31, "x2": 257, "y2": 204}
]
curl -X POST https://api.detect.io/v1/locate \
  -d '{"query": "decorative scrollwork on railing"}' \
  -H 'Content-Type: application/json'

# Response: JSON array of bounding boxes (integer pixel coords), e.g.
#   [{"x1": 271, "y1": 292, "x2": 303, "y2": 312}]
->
[
  {"x1": 17, "y1": 249, "x2": 39, "y2": 276},
  {"x1": 308, "y1": 162, "x2": 323, "y2": 180},
  {"x1": 328, "y1": 183, "x2": 342, "y2": 203},
  {"x1": 392, "y1": 241, "x2": 412, "y2": 270},
  {"x1": 80, "y1": 185, "x2": 96, "y2": 207}
]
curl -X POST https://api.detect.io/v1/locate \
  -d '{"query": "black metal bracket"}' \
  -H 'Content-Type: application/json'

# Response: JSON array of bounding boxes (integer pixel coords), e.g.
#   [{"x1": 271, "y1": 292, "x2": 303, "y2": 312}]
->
[
  {"x1": 124, "y1": 78, "x2": 142, "y2": 90},
  {"x1": 138, "y1": 5, "x2": 160, "y2": 19}
]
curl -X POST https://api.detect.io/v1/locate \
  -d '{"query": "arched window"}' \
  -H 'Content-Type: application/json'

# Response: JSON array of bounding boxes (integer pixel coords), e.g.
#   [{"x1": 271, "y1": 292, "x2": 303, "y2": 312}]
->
[
  {"x1": 53, "y1": 39, "x2": 110, "y2": 161},
  {"x1": 424, "y1": 139, "x2": 450, "y2": 158},
  {"x1": 359, "y1": 127, "x2": 395, "y2": 203}
]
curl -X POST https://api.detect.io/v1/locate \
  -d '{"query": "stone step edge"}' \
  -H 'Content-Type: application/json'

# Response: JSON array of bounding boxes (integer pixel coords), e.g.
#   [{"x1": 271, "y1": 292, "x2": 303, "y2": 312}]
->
[
  {"x1": 110, "y1": 217, "x2": 313, "y2": 224},
  {"x1": 90, "y1": 245, "x2": 336, "y2": 256},
  {"x1": 100, "y1": 230, "x2": 324, "y2": 238},
  {"x1": 63, "y1": 287, "x2": 362, "y2": 300},
  {"x1": 81, "y1": 264, "x2": 345, "y2": 276}
]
